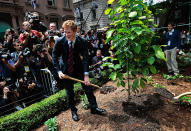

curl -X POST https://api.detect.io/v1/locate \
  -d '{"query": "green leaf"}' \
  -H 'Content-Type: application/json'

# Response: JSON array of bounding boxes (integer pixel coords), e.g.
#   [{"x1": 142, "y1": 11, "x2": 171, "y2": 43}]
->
[
  {"x1": 133, "y1": 43, "x2": 141, "y2": 54},
  {"x1": 117, "y1": 81, "x2": 121, "y2": 87},
  {"x1": 117, "y1": 73, "x2": 123, "y2": 80},
  {"x1": 140, "y1": 78, "x2": 145, "y2": 88},
  {"x1": 132, "y1": 78, "x2": 138, "y2": 90},
  {"x1": 148, "y1": 19, "x2": 154, "y2": 22},
  {"x1": 138, "y1": 16, "x2": 146, "y2": 20},
  {"x1": 121, "y1": 80, "x2": 126, "y2": 87},
  {"x1": 130, "y1": 20, "x2": 143, "y2": 25},
  {"x1": 134, "y1": 27, "x2": 143, "y2": 35},
  {"x1": 143, "y1": 68, "x2": 149, "y2": 76},
  {"x1": 106, "y1": 29, "x2": 115, "y2": 39},
  {"x1": 114, "y1": 64, "x2": 121, "y2": 70},
  {"x1": 129, "y1": 11, "x2": 137, "y2": 18},
  {"x1": 147, "y1": 56, "x2": 155, "y2": 65},
  {"x1": 152, "y1": 45, "x2": 166, "y2": 61},
  {"x1": 105, "y1": 8, "x2": 112, "y2": 15},
  {"x1": 108, "y1": 0, "x2": 115, "y2": 4},
  {"x1": 110, "y1": 72, "x2": 117, "y2": 80},
  {"x1": 150, "y1": 66, "x2": 157, "y2": 74}
]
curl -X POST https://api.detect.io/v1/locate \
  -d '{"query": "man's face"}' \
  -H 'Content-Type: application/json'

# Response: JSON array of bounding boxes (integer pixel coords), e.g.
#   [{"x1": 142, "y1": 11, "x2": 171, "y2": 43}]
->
[
  {"x1": 168, "y1": 24, "x2": 173, "y2": 31},
  {"x1": 50, "y1": 24, "x2": 56, "y2": 30},
  {"x1": 64, "y1": 27, "x2": 76, "y2": 41},
  {"x1": 22, "y1": 22, "x2": 30, "y2": 31},
  {"x1": 15, "y1": 42, "x2": 22, "y2": 51},
  {"x1": 96, "y1": 51, "x2": 101, "y2": 57}
]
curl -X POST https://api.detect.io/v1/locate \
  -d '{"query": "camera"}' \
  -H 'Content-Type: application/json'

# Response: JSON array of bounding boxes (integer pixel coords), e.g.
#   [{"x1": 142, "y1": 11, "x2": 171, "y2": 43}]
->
[
  {"x1": 18, "y1": 48, "x2": 31, "y2": 57},
  {"x1": 47, "y1": 30, "x2": 60, "y2": 40},
  {"x1": 35, "y1": 44, "x2": 46, "y2": 53},
  {"x1": 25, "y1": 12, "x2": 39, "y2": 24},
  {"x1": 0, "y1": 49, "x2": 12, "y2": 60}
]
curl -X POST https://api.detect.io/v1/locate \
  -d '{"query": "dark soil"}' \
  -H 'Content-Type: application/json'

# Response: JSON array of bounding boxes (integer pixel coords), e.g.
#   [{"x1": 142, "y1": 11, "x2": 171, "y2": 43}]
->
[{"x1": 33, "y1": 73, "x2": 191, "y2": 131}]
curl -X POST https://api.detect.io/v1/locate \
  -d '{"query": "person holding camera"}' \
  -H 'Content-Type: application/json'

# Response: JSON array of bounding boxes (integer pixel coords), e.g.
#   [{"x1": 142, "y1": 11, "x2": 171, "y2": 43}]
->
[
  {"x1": 3, "y1": 29, "x2": 17, "y2": 52},
  {"x1": 44, "y1": 23, "x2": 61, "y2": 54},
  {"x1": 52, "y1": 20, "x2": 106, "y2": 122},
  {"x1": 28, "y1": 12, "x2": 47, "y2": 33},
  {"x1": 19, "y1": 21, "x2": 43, "y2": 51},
  {"x1": 89, "y1": 50, "x2": 104, "y2": 79}
]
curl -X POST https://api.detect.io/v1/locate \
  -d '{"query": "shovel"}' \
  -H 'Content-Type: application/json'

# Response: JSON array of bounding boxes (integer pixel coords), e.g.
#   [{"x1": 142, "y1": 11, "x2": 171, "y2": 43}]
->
[
  {"x1": 65, "y1": 75, "x2": 100, "y2": 88},
  {"x1": 64, "y1": 75, "x2": 117, "y2": 94},
  {"x1": 153, "y1": 88, "x2": 191, "y2": 102}
]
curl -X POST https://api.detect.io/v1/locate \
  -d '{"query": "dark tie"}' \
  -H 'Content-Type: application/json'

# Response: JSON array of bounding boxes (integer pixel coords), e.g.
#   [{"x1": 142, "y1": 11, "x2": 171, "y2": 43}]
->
[{"x1": 67, "y1": 42, "x2": 74, "y2": 73}]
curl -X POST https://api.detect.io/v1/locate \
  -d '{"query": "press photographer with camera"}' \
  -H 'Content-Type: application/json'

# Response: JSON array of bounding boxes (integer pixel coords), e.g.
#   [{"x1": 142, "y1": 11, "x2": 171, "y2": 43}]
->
[
  {"x1": 19, "y1": 21, "x2": 43, "y2": 51},
  {"x1": 44, "y1": 23, "x2": 61, "y2": 54},
  {"x1": 89, "y1": 50, "x2": 104, "y2": 79},
  {"x1": 26, "y1": 12, "x2": 47, "y2": 33},
  {"x1": 3, "y1": 28, "x2": 17, "y2": 52}
]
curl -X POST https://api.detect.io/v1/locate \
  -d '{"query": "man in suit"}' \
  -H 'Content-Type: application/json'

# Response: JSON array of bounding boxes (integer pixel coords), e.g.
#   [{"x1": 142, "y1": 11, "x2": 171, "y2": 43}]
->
[
  {"x1": 52, "y1": 20, "x2": 106, "y2": 121},
  {"x1": 164, "y1": 23, "x2": 181, "y2": 76}
]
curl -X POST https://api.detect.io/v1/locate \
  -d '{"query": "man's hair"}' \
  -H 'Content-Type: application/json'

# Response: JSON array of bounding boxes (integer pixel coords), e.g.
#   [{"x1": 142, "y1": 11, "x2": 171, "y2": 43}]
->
[
  {"x1": 168, "y1": 22, "x2": 174, "y2": 27},
  {"x1": 62, "y1": 20, "x2": 77, "y2": 31}
]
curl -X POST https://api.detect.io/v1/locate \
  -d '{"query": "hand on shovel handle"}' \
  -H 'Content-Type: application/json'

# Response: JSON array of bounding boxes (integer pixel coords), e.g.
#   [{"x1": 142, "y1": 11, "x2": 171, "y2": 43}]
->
[{"x1": 66, "y1": 75, "x2": 100, "y2": 89}]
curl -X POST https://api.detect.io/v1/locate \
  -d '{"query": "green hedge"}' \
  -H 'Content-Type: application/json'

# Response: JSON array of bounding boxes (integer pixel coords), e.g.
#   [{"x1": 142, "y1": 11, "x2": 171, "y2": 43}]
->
[
  {"x1": 0, "y1": 76, "x2": 109, "y2": 131},
  {"x1": 0, "y1": 87, "x2": 80, "y2": 131}
]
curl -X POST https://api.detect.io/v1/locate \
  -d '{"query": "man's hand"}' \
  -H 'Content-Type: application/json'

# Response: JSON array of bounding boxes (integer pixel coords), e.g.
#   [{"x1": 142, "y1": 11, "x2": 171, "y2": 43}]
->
[
  {"x1": 176, "y1": 49, "x2": 179, "y2": 54},
  {"x1": 28, "y1": 82, "x2": 36, "y2": 89},
  {"x1": 84, "y1": 75, "x2": 90, "y2": 86},
  {"x1": 3, "y1": 87, "x2": 10, "y2": 99},
  {"x1": 58, "y1": 72, "x2": 67, "y2": 79},
  {"x1": 0, "y1": 81, "x2": 6, "y2": 88},
  {"x1": 2, "y1": 58, "x2": 8, "y2": 64},
  {"x1": 97, "y1": 61, "x2": 102, "y2": 65}
]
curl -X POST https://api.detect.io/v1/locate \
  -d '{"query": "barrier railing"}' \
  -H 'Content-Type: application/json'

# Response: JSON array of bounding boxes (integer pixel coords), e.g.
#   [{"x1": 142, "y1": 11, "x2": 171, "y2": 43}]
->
[{"x1": 40, "y1": 69, "x2": 57, "y2": 96}]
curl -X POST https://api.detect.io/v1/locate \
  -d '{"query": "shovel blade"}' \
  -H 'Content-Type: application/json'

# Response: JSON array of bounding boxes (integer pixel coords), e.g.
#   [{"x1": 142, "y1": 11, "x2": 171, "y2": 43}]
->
[{"x1": 153, "y1": 88, "x2": 175, "y2": 100}]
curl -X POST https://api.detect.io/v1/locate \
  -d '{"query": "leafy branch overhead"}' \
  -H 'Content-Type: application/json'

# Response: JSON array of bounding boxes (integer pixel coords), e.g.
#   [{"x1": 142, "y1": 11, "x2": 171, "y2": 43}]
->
[{"x1": 104, "y1": 0, "x2": 165, "y2": 93}]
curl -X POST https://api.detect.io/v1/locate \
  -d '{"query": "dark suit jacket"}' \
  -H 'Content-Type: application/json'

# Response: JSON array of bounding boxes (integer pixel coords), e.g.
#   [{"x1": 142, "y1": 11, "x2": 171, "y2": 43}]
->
[
  {"x1": 52, "y1": 35, "x2": 89, "y2": 77},
  {"x1": 164, "y1": 29, "x2": 181, "y2": 51}
]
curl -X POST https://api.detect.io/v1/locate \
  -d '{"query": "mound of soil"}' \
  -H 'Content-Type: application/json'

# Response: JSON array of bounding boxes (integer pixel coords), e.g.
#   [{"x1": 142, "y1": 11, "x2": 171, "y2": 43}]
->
[{"x1": 33, "y1": 74, "x2": 191, "y2": 131}]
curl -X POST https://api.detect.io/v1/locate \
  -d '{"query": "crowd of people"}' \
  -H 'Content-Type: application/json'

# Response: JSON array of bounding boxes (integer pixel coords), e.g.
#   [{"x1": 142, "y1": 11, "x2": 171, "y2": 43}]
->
[{"x1": 0, "y1": 12, "x2": 114, "y2": 116}]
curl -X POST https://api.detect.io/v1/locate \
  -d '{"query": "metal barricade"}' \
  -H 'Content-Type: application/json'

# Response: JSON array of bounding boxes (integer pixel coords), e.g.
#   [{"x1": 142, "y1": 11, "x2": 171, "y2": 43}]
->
[{"x1": 40, "y1": 69, "x2": 56, "y2": 96}]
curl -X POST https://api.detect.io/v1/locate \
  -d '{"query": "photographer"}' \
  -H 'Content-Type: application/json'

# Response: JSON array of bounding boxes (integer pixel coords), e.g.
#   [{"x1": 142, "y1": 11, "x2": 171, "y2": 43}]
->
[
  {"x1": 27, "y1": 12, "x2": 47, "y2": 33},
  {"x1": 3, "y1": 29, "x2": 17, "y2": 52},
  {"x1": 0, "y1": 48, "x2": 17, "y2": 86},
  {"x1": 16, "y1": 50, "x2": 42, "y2": 104},
  {"x1": 89, "y1": 50, "x2": 104, "y2": 79},
  {"x1": 44, "y1": 23, "x2": 61, "y2": 54},
  {"x1": 19, "y1": 21, "x2": 43, "y2": 51}
]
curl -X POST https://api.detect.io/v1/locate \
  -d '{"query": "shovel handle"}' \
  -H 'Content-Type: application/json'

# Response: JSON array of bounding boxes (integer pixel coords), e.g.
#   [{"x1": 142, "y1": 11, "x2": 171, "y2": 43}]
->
[{"x1": 66, "y1": 75, "x2": 100, "y2": 88}]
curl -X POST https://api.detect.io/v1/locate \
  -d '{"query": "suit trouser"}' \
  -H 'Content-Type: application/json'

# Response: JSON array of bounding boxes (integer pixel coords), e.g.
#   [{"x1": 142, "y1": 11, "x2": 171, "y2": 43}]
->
[
  {"x1": 62, "y1": 74, "x2": 98, "y2": 112},
  {"x1": 164, "y1": 47, "x2": 179, "y2": 73}
]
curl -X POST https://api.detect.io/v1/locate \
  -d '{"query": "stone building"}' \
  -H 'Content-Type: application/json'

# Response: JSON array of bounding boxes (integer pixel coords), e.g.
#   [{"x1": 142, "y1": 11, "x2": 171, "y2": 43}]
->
[
  {"x1": 73, "y1": 0, "x2": 111, "y2": 32},
  {"x1": 0, "y1": 0, "x2": 74, "y2": 40}
]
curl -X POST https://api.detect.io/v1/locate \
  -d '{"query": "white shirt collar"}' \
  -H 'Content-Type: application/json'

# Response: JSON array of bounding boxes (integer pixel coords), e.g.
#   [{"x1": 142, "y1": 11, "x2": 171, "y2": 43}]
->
[{"x1": 68, "y1": 37, "x2": 76, "y2": 48}]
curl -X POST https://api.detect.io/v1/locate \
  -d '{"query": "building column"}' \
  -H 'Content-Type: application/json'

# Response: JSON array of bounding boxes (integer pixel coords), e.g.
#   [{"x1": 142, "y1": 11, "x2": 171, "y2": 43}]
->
[
  {"x1": 189, "y1": 3, "x2": 191, "y2": 32},
  {"x1": 11, "y1": 14, "x2": 17, "y2": 29}
]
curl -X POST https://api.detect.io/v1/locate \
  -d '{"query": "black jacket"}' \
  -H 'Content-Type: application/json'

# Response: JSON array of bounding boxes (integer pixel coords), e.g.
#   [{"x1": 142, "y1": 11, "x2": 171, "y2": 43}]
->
[{"x1": 52, "y1": 35, "x2": 89, "y2": 76}]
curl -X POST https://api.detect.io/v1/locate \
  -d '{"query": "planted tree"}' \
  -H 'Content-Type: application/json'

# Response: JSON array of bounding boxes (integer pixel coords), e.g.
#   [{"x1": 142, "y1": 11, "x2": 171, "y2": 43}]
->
[{"x1": 103, "y1": 0, "x2": 166, "y2": 98}]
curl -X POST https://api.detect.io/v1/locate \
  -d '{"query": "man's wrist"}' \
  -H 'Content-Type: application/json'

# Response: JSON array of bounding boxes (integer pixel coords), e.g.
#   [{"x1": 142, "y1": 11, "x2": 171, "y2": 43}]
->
[
  {"x1": 84, "y1": 72, "x2": 89, "y2": 76},
  {"x1": 58, "y1": 71, "x2": 63, "y2": 76}
]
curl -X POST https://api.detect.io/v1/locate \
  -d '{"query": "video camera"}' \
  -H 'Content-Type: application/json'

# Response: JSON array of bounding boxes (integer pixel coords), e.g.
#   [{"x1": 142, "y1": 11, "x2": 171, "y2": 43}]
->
[
  {"x1": 0, "y1": 49, "x2": 11, "y2": 60},
  {"x1": 18, "y1": 48, "x2": 31, "y2": 57},
  {"x1": 25, "y1": 11, "x2": 39, "y2": 24},
  {"x1": 47, "y1": 30, "x2": 61, "y2": 40}
]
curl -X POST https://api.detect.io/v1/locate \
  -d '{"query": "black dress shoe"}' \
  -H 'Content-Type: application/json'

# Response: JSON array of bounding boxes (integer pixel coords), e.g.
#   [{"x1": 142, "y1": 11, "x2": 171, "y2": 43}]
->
[
  {"x1": 91, "y1": 107, "x2": 106, "y2": 115},
  {"x1": 71, "y1": 111, "x2": 79, "y2": 121}
]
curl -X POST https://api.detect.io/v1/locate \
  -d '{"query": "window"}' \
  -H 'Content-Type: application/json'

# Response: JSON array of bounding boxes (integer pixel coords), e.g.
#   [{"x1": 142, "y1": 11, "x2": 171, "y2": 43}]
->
[
  {"x1": 91, "y1": 9, "x2": 97, "y2": 21},
  {"x1": 64, "y1": 0, "x2": 70, "y2": 8},
  {"x1": 47, "y1": 0, "x2": 55, "y2": 6}
]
